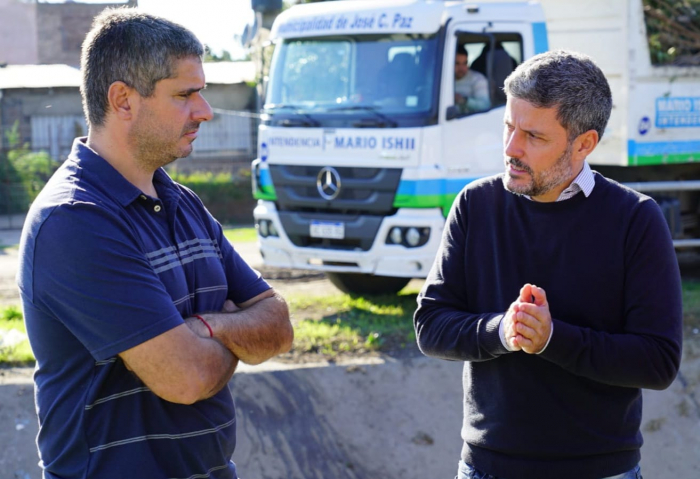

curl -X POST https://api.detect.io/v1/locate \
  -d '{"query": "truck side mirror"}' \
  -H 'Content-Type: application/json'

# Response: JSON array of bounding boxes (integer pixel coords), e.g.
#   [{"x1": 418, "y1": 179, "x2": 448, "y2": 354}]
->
[{"x1": 446, "y1": 105, "x2": 460, "y2": 121}]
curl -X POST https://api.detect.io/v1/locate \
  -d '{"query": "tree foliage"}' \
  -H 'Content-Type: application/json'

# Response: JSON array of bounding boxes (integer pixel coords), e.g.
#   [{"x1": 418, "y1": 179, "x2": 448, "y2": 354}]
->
[
  {"x1": 169, "y1": 171, "x2": 256, "y2": 225},
  {"x1": 0, "y1": 122, "x2": 58, "y2": 214},
  {"x1": 643, "y1": 0, "x2": 700, "y2": 65},
  {"x1": 204, "y1": 45, "x2": 234, "y2": 62}
]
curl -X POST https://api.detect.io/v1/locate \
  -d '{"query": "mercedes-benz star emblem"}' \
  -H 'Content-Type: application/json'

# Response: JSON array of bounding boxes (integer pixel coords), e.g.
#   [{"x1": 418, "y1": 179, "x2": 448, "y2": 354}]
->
[{"x1": 316, "y1": 167, "x2": 342, "y2": 201}]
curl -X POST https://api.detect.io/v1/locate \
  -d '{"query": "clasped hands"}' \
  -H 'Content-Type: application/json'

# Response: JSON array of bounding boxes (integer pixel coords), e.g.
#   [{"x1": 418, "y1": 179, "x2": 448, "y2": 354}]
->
[{"x1": 503, "y1": 283, "x2": 552, "y2": 354}]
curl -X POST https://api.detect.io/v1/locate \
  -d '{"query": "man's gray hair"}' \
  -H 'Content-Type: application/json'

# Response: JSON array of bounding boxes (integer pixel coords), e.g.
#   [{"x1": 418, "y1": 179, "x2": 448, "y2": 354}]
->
[
  {"x1": 80, "y1": 8, "x2": 204, "y2": 128},
  {"x1": 503, "y1": 50, "x2": 612, "y2": 141}
]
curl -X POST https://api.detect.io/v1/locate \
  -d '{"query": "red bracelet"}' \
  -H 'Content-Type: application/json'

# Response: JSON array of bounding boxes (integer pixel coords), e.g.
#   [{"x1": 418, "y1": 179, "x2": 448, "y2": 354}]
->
[{"x1": 193, "y1": 314, "x2": 213, "y2": 338}]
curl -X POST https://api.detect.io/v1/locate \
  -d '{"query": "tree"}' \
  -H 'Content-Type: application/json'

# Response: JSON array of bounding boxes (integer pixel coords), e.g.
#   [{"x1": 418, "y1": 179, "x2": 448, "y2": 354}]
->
[
  {"x1": 204, "y1": 45, "x2": 234, "y2": 62},
  {"x1": 643, "y1": 0, "x2": 700, "y2": 65},
  {"x1": 0, "y1": 122, "x2": 57, "y2": 214}
]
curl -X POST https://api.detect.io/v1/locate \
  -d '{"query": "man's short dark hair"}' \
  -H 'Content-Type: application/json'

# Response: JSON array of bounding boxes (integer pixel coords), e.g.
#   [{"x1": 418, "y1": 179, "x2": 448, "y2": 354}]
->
[
  {"x1": 503, "y1": 49, "x2": 612, "y2": 141},
  {"x1": 80, "y1": 8, "x2": 204, "y2": 129},
  {"x1": 456, "y1": 44, "x2": 468, "y2": 58}
]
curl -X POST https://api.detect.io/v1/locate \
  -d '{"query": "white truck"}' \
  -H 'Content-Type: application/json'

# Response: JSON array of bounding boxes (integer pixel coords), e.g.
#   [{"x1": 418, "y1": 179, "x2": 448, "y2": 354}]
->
[{"x1": 251, "y1": 0, "x2": 700, "y2": 295}]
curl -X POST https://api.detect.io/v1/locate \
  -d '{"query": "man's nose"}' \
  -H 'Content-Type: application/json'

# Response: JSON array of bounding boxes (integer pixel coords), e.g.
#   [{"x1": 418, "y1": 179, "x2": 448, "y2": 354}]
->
[
  {"x1": 504, "y1": 130, "x2": 523, "y2": 158},
  {"x1": 193, "y1": 94, "x2": 214, "y2": 123}
]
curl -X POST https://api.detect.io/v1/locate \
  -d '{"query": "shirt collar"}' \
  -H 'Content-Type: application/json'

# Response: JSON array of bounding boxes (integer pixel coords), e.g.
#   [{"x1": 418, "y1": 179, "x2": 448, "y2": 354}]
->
[
  {"x1": 520, "y1": 161, "x2": 595, "y2": 202},
  {"x1": 556, "y1": 161, "x2": 594, "y2": 201},
  {"x1": 68, "y1": 137, "x2": 177, "y2": 207}
]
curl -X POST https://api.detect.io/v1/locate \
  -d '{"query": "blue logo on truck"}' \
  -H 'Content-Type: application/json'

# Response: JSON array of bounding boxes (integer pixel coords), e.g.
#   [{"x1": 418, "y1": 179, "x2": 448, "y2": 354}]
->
[
  {"x1": 638, "y1": 116, "x2": 650, "y2": 135},
  {"x1": 656, "y1": 97, "x2": 700, "y2": 128}
]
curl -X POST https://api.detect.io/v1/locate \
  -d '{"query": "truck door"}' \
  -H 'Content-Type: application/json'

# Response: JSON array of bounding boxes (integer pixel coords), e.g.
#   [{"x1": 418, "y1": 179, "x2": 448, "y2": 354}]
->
[{"x1": 441, "y1": 23, "x2": 529, "y2": 181}]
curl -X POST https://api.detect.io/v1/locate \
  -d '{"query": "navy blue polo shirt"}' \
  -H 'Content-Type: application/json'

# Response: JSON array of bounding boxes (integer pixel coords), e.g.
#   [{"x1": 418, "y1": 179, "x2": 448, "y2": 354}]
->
[{"x1": 17, "y1": 138, "x2": 269, "y2": 479}]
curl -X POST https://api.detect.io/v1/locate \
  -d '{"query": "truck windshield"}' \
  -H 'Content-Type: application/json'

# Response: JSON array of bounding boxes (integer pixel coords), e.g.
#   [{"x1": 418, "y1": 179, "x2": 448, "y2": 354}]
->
[{"x1": 265, "y1": 33, "x2": 438, "y2": 116}]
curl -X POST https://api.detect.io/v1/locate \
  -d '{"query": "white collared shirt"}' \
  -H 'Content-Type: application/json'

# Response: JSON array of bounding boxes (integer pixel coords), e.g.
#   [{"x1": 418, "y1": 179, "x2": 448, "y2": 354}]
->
[{"x1": 524, "y1": 161, "x2": 595, "y2": 202}]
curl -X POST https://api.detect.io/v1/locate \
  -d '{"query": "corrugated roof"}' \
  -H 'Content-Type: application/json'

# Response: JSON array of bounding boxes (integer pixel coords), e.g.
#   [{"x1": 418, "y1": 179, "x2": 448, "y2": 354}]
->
[
  {"x1": 0, "y1": 64, "x2": 81, "y2": 89},
  {"x1": 0, "y1": 61, "x2": 256, "y2": 90}
]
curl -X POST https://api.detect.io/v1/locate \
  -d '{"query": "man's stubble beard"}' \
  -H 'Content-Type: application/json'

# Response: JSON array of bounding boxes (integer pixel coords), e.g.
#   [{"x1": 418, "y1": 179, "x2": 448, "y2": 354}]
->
[
  {"x1": 503, "y1": 143, "x2": 574, "y2": 198},
  {"x1": 128, "y1": 107, "x2": 197, "y2": 172}
]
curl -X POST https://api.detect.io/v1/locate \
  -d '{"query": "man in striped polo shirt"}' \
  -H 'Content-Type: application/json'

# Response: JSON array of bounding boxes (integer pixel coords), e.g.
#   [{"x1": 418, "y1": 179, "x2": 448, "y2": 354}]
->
[{"x1": 17, "y1": 9, "x2": 293, "y2": 479}]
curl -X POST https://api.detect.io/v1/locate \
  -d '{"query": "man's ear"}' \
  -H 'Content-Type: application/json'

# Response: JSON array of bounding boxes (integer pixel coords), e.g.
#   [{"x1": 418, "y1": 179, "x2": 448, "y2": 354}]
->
[
  {"x1": 107, "y1": 81, "x2": 136, "y2": 121},
  {"x1": 572, "y1": 129, "x2": 599, "y2": 162}
]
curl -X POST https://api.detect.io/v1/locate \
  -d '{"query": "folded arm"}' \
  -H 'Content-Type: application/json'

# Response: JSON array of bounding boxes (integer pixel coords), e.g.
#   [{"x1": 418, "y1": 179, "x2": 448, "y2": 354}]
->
[
  {"x1": 190, "y1": 289, "x2": 293, "y2": 365},
  {"x1": 120, "y1": 325, "x2": 238, "y2": 405}
]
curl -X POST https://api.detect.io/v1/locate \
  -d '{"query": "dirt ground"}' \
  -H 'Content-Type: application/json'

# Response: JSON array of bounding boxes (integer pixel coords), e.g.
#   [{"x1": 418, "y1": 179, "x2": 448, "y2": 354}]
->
[{"x1": 2, "y1": 229, "x2": 700, "y2": 478}]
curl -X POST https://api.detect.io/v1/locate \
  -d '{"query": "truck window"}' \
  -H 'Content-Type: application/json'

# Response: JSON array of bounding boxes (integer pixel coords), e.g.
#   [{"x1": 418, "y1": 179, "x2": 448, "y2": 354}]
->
[
  {"x1": 265, "y1": 33, "x2": 439, "y2": 115},
  {"x1": 454, "y1": 33, "x2": 522, "y2": 114},
  {"x1": 275, "y1": 39, "x2": 352, "y2": 105}
]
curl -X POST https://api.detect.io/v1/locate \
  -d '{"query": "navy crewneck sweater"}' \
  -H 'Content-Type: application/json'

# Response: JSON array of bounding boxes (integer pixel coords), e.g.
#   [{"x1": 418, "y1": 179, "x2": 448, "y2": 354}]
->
[{"x1": 415, "y1": 172, "x2": 682, "y2": 479}]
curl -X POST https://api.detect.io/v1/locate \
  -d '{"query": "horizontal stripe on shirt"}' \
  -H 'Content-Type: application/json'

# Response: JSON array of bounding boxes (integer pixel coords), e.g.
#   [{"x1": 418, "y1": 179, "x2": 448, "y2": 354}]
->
[{"x1": 89, "y1": 417, "x2": 236, "y2": 453}]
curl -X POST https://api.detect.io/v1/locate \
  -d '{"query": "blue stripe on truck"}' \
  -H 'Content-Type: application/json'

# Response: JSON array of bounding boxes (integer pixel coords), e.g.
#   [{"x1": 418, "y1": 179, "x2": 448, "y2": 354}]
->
[
  {"x1": 628, "y1": 139, "x2": 700, "y2": 156},
  {"x1": 532, "y1": 22, "x2": 549, "y2": 54},
  {"x1": 396, "y1": 177, "x2": 481, "y2": 196}
]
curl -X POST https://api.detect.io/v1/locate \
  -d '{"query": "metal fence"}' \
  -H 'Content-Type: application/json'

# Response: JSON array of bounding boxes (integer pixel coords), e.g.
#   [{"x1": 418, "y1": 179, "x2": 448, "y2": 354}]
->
[
  {"x1": 1, "y1": 109, "x2": 260, "y2": 163},
  {"x1": 31, "y1": 115, "x2": 88, "y2": 161},
  {"x1": 0, "y1": 109, "x2": 262, "y2": 221},
  {"x1": 194, "y1": 108, "x2": 259, "y2": 157}
]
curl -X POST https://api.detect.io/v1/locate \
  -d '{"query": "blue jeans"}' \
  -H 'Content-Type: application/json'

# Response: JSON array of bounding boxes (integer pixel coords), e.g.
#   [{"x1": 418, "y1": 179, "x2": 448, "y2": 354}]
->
[{"x1": 456, "y1": 461, "x2": 643, "y2": 479}]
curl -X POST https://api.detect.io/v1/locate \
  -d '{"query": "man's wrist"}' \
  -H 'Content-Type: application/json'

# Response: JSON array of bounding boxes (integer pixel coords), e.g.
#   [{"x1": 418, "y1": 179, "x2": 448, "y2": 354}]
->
[
  {"x1": 193, "y1": 314, "x2": 213, "y2": 337},
  {"x1": 498, "y1": 315, "x2": 517, "y2": 352},
  {"x1": 535, "y1": 322, "x2": 554, "y2": 354}
]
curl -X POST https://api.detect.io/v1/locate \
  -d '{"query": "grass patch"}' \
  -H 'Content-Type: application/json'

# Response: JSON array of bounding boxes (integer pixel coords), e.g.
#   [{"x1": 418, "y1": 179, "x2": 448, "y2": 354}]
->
[
  {"x1": 0, "y1": 305, "x2": 33, "y2": 365},
  {"x1": 0, "y1": 242, "x2": 18, "y2": 252},
  {"x1": 285, "y1": 288, "x2": 420, "y2": 360},
  {"x1": 222, "y1": 227, "x2": 257, "y2": 244},
  {"x1": 3, "y1": 280, "x2": 700, "y2": 366}
]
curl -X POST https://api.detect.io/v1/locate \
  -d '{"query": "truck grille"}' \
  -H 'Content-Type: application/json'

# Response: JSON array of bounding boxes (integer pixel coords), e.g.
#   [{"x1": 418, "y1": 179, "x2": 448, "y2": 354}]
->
[{"x1": 270, "y1": 165, "x2": 402, "y2": 251}]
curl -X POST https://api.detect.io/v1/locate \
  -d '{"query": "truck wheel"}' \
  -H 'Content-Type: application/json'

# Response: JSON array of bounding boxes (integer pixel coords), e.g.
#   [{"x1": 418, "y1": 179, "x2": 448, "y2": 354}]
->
[{"x1": 326, "y1": 272, "x2": 411, "y2": 296}]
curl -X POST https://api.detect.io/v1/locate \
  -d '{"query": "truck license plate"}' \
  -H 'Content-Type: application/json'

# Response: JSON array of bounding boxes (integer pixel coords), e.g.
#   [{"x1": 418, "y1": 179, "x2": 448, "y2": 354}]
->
[{"x1": 310, "y1": 221, "x2": 345, "y2": 239}]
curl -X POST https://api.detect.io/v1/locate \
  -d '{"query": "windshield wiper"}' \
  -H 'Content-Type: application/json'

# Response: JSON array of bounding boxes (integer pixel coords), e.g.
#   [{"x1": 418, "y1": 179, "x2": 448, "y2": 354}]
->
[
  {"x1": 264, "y1": 104, "x2": 320, "y2": 127},
  {"x1": 329, "y1": 106, "x2": 398, "y2": 128}
]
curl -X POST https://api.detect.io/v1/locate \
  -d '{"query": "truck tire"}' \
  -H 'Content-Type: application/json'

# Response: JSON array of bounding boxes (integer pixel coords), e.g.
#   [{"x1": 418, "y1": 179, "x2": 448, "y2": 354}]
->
[{"x1": 326, "y1": 272, "x2": 411, "y2": 296}]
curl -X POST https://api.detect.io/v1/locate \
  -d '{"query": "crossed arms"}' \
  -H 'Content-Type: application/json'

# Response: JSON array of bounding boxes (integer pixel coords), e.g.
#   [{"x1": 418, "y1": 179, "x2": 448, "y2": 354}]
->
[{"x1": 120, "y1": 289, "x2": 292, "y2": 405}]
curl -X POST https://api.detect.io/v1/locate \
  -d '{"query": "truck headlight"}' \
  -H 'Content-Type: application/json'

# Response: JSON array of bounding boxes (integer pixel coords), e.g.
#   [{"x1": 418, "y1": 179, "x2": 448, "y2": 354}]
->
[
  {"x1": 385, "y1": 226, "x2": 430, "y2": 248},
  {"x1": 390, "y1": 227, "x2": 403, "y2": 244},
  {"x1": 256, "y1": 219, "x2": 279, "y2": 239},
  {"x1": 405, "y1": 227, "x2": 421, "y2": 247},
  {"x1": 258, "y1": 220, "x2": 269, "y2": 238}
]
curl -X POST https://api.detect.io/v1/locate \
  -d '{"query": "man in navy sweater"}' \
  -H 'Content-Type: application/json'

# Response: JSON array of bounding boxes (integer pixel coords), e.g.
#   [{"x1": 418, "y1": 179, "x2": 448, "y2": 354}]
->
[{"x1": 414, "y1": 50, "x2": 682, "y2": 479}]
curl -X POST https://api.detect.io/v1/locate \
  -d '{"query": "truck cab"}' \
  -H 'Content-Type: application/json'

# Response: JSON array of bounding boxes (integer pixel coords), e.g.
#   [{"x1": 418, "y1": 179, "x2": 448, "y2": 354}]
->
[
  {"x1": 252, "y1": 0, "x2": 700, "y2": 295},
  {"x1": 251, "y1": 1, "x2": 547, "y2": 294}
]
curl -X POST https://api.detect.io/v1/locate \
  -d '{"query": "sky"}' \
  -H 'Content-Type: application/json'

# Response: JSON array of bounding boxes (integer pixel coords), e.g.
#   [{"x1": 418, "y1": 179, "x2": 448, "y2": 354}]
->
[
  {"x1": 41, "y1": 0, "x2": 256, "y2": 59},
  {"x1": 137, "y1": 0, "x2": 255, "y2": 58}
]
